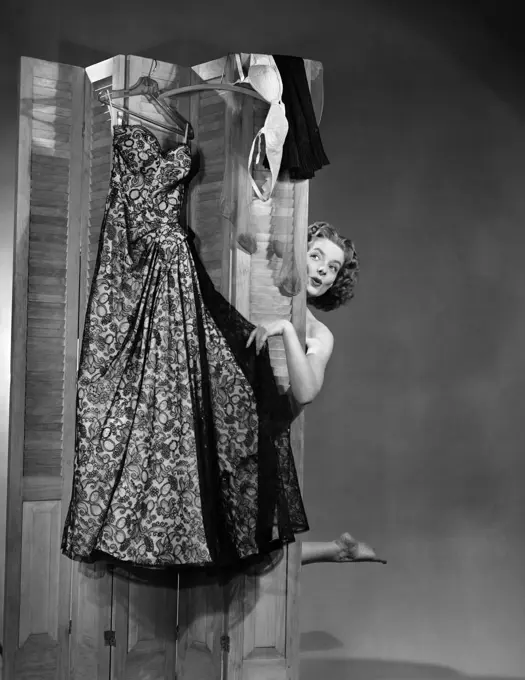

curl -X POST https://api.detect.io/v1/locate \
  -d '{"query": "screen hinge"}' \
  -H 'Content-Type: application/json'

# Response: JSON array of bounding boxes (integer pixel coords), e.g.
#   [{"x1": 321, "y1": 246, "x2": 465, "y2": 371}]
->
[{"x1": 104, "y1": 629, "x2": 116, "y2": 647}]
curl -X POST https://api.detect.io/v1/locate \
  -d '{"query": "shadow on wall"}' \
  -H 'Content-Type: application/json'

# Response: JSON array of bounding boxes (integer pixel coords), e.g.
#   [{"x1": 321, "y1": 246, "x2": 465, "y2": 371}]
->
[{"x1": 300, "y1": 656, "x2": 525, "y2": 680}]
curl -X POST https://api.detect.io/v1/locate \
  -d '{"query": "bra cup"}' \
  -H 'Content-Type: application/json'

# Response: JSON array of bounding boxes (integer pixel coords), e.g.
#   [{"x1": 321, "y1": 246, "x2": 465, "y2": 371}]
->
[
  {"x1": 237, "y1": 54, "x2": 284, "y2": 105},
  {"x1": 247, "y1": 65, "x2": 283, "y2": 103},
  {"x1": 264, "y1": 104, "x2": 289, "y2": 148}
]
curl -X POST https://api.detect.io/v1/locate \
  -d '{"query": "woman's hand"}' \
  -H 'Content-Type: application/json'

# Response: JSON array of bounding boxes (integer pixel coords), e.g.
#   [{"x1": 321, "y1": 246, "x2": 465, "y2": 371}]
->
[{"x1": 246, "y1": 320, "x2": 291, "y2": 355}]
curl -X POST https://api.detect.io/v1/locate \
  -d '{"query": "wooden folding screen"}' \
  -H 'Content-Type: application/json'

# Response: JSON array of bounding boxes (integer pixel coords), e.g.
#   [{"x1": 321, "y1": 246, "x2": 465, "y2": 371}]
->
[{"x1": 4, "y1": 52, "x2": 321, "y2": 680}]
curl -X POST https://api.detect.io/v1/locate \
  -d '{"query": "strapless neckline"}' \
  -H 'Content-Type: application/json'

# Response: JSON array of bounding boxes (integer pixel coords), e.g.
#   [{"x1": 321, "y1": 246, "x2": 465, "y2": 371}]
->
[{"x1": 113, "y1": 122, "x2": 190, "y2": 158}]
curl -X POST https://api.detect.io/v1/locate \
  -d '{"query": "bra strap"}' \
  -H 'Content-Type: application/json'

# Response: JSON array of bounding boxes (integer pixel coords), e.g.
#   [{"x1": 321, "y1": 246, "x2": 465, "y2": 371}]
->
[
  {"x1": 247, "y1": 128, "x2": 271, "y2": 201},
  {"x1": 234, "y1": 53, "x2": 246, "y2": 83}
]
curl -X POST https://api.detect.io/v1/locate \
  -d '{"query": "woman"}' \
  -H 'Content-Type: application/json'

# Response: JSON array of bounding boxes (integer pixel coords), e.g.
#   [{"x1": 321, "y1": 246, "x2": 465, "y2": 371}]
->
[{"x1": 247, "y1": 221, "x2": 385, "y2": 566}]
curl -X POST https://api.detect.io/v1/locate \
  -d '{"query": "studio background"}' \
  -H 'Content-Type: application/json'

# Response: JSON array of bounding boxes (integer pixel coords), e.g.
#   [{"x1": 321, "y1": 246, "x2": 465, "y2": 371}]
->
[{"x1": 1, "y1": 1, "x2": 524, "y2": 678}]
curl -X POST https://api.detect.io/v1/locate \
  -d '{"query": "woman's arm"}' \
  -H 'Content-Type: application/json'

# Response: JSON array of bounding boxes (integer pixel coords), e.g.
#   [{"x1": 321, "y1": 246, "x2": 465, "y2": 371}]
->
[
  {"x1": 246, "y1": 320, "x2": 333, "y2": 406},
  {"x1": 282, "y1": 321, "x2": 333, "y2": 405}
]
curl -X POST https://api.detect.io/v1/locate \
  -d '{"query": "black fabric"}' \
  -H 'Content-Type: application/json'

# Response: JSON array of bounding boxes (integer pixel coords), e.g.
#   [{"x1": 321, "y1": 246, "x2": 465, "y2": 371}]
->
[
  {"x1": 189, "y1": 240, "x2": 309, "y2": 549},
  {"x1": 273, "y1": 54, "x2": 330, "y2": 180}
]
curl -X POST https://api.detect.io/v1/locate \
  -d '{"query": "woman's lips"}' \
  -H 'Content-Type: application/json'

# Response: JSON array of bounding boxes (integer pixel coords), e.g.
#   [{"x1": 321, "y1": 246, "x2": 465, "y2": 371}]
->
[{"x1": 310, "y1": 276, "x2": 322, "y2": 288}]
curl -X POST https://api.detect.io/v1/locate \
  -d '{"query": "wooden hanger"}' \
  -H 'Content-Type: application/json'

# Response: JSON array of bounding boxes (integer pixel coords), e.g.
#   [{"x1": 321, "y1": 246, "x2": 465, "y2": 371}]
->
[
  {"x1": 161, "y1": 54, "x2": 270, "y2": 103},
  {"x1": 98, "y1": 71, "x2": 194, "y2": 141},
  {"x1": 159, "y1": 82, "x2": 266, "y2": 103}
]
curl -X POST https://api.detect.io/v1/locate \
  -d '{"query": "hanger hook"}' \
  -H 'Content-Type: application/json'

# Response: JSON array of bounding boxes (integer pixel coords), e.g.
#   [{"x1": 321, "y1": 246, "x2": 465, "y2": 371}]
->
[
  {"x1": 220, "y1": 53, "x2": 231, "y2": 84},
  {"x1": 148, "y1": 59, "x2": 158, "y2": 78}
]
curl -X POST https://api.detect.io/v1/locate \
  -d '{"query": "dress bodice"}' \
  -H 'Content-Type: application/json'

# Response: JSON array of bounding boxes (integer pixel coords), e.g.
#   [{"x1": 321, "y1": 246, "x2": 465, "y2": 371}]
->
[
  {"x1": 112, "y1": 124, "x2": 191, "y2": 221},
  {"x1": 111, "y1": 124, "x2": 192, "y2": 260}
]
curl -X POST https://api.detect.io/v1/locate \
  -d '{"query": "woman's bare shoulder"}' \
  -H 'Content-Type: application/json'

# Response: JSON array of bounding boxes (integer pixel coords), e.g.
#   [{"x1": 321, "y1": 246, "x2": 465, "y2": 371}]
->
[
  {"x1": 306, "y1": 308, "x2": 334, "y2": 352},
  {"x1": 307, "y1": 308, "x2": 333, "y2": 336}
]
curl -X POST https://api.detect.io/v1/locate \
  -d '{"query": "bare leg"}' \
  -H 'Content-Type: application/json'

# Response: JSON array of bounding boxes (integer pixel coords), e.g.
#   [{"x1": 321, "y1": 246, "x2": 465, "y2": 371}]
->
[{"x1": 301, "y1": 532, "x2": 386, "y2": 565}]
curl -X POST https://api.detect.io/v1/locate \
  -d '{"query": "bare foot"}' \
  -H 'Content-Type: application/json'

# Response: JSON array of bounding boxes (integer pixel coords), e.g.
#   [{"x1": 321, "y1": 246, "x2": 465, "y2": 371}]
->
[
  {"x1": 301, "y1": 533, "x2": 387, "y2": 565},
  {"x1": 332, "y1": 532, "x2": 386, "y2": 564}
]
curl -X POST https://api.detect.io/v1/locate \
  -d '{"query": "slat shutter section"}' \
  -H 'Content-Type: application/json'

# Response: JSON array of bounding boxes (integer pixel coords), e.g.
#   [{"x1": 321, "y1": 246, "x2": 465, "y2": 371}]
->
[{"x1": 5, "y1": 56, "x2": 84, "y2": 680}]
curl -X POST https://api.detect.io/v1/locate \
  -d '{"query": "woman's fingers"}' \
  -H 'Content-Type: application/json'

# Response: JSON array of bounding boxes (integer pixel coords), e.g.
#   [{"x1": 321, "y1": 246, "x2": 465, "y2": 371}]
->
[
  {"x1": 256, "y1": 330, "x2": 268, "y2": 354},
  {"x1": 247, "y1": 325, "x2": 271, "y2": 353},
  {"x1": 246, "y1": 328, "x2": 257, "y2": 348}
]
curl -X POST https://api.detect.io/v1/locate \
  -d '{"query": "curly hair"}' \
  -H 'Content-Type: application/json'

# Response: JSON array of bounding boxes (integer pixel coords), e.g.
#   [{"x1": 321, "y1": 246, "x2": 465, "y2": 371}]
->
[{"x1": 307, "y1": 221, "x2": 359, "y2": 312}]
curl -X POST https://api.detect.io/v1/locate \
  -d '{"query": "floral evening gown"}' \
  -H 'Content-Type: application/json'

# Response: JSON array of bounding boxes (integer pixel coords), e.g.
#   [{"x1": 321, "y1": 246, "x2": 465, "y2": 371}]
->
[{"x1": 61, "y1": 123, "x2": 308, "y2": 569}]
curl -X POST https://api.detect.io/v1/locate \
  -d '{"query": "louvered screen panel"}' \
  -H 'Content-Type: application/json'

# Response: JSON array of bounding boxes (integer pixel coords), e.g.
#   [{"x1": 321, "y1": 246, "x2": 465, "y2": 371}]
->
[
  {"x1": 170, "y1": 65, "x2": 234, "y2": 680},
  {"x1": 68, "y1": 60, "x2": 118, "y2": 680},
  {"x1": 228, "y1": 103, "x2": 299, "y2": 680},
  {"x1": 103, "y1": 56, "x2": 188, "y2": 680},
  {"x1": 5, "y1": 56, "x2": 85, "y2": 680},
  {"x1": 224, "y1": 57, "x2": 313, "y2": 680}
]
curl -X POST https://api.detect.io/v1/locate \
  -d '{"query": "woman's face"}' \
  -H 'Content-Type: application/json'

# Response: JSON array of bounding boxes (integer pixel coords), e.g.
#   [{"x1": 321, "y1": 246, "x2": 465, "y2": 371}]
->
[{"x1": 306, "y1": 236, "x2": 345, "y2": 298}]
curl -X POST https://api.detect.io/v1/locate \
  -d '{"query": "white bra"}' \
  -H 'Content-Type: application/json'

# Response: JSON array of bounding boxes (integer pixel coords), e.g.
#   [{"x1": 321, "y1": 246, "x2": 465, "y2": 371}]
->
[{"x1": 234, "y1": 53, "x2": 289, "y2": 201}]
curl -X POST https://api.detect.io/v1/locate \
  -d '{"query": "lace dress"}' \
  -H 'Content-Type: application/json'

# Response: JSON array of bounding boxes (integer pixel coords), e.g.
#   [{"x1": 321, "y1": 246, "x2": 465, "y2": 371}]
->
[{"x1": 61, "y1": 123, "x2": 308, "y2": 569}]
